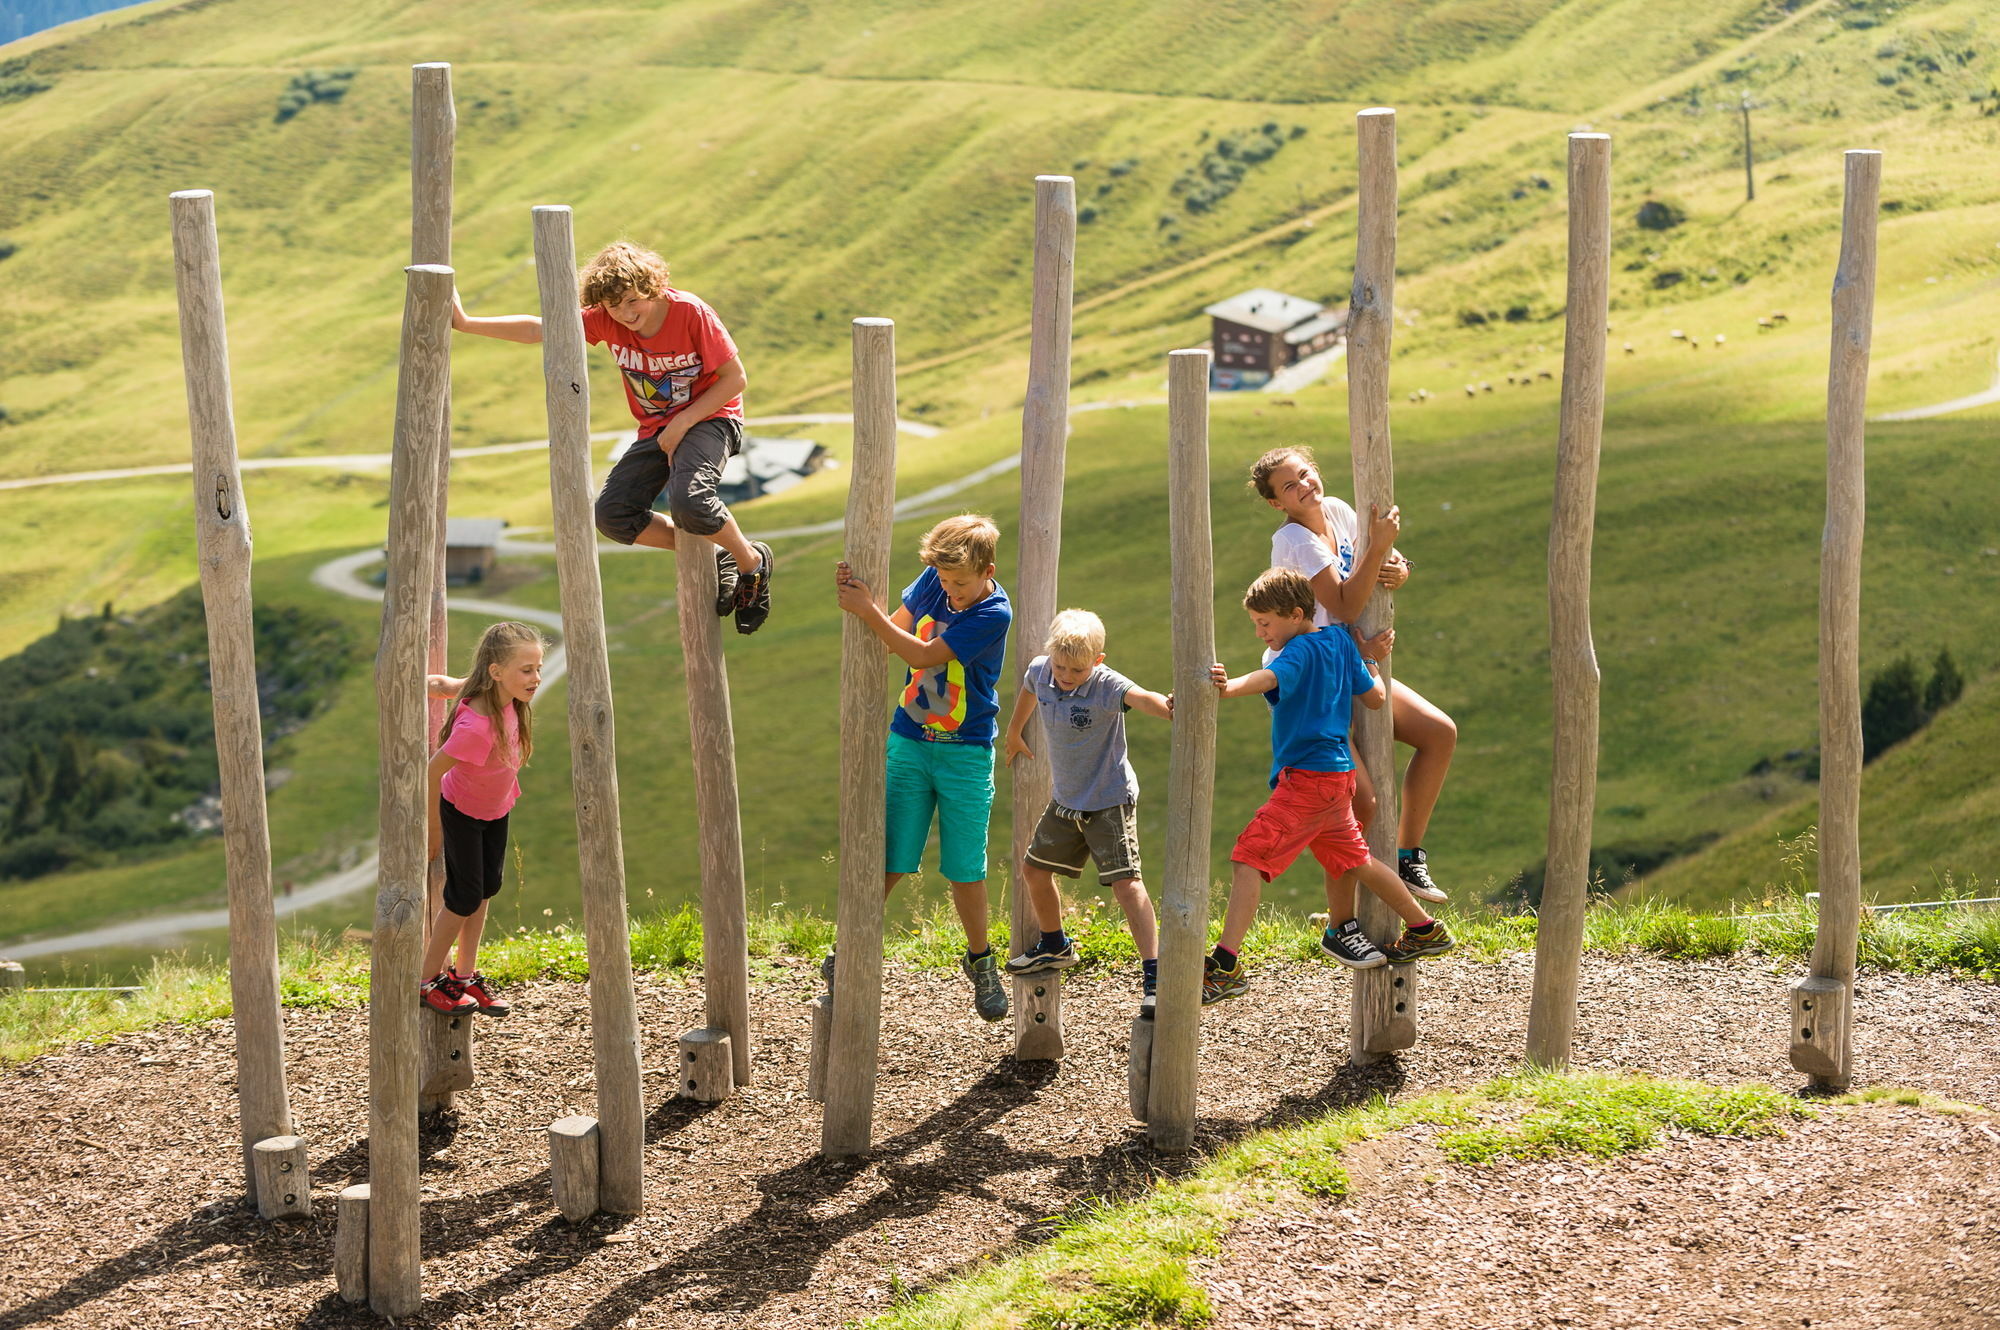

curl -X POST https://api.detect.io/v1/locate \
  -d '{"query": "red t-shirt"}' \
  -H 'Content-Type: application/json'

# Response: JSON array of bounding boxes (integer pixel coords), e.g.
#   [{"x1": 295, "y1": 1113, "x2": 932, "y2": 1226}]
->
[
  {"x1": 580, "y1": 290, "x2": 742, "y2": 437},
  {"x1": 439, "y1": 701, "x2": 523, "y2": 821}
]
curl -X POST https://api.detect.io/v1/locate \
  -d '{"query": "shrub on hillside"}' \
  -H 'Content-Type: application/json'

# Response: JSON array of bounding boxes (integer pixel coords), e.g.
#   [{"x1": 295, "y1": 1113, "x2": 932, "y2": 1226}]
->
[
  {"x1": 1862, "y1": 647, "x2": 1968, "y2": 760},
  {"x1": 1636, "y1": 198, "x2": 1687, "y2": 231},
  {"x1": 275, "y1": 68, "x2": 357, "y2": 123}
]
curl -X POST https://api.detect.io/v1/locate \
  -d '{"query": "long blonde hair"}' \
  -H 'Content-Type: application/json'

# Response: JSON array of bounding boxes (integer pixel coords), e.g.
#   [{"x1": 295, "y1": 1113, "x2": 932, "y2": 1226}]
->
[{"x1": 438, "y1": 621, "x2": 544, "y2": 764}]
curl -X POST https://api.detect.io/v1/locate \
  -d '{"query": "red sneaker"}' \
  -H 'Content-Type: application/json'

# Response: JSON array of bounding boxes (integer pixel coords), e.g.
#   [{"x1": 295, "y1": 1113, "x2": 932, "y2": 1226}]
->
[
  {"x1": 451, "y1": 968, "x2": 511, "y2": 1017},
  {"x1": 420, "y1": 973, "x2": 476, "y2": 1014}
]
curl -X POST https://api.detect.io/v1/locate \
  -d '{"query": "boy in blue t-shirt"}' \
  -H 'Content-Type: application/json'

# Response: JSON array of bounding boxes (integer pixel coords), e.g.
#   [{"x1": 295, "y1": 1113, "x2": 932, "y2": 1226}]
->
[
  {"x1": 1205, "y1": 568, "x2": 1453, "y2": 1004},
  {"x1": 835, "y1": 513, "x2": 1014, "y2": 1020}
]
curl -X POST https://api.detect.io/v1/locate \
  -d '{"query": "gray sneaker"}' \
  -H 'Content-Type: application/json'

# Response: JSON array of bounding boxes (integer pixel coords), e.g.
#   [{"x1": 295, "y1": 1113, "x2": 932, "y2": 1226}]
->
[
  {"x1": 1319, "y1": 919, "x2": 1388, "y2": 970},
  {"x1": 962, "y1": 949, "x2": 1009, "y2": 1022}
]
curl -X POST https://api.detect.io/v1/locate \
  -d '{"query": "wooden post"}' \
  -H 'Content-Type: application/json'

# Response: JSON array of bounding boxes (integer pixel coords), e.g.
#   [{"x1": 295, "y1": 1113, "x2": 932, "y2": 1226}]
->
[
  {"x1": 1346, "y1": 108, "x2": 1417, "y2": 1064},
  {"x1": 418, "y1": 1007, "x2": 475, "y2": 1109},
  {"x1": 531, "y1": 205, "x2": 647, "y2": 1212},
  {"x1": 1525, "y1": 132, "x2": 1612, "y2": 1069},
  {"x1": 1009, "y1": 175, "x2": 1077, "y2": 1061},
  {"x1": 333, "y1": 1184, "x2": 370, "y2": 1304},
  {"x1": 168, "y1": 189, "x2": 294, "y2": 1196},
  {"x1": 1792, "y1": 149, "x2": 1879, "y2": 1091},
  {"x1": 0, "y1": 961, "x2": 22, "y2": 993},
  {"x1": 250, "y1": 1135, "x2": 311, "y2": 1220},
  {"x1": 674, "y1": 531, "x2": 752, "y2": 1091},
  {"x1": 1126, "y1": 1013, "x2": 1154, "y2": 1123},
  {"x1": 547, "y1": 1116, "x2": 602, "y2": 1223},
  {"x1": 412, "y1": 63, "x2": 456, "y2": 961},
  {"x1": 805, "y1": 993, "x2": 832, "y2": 1101},
  {"x1": 678, "y1": 1029, "x2": 734, "y2": 1101},
  {"x1": 367, "y1": 261, "x2": 452, "y2": 1319},
  {"x1": 1146, "y1": 348, "x2": 1216, "y2": 1152},
  {"x1": 822, "y1": 318, "x2": 898, "y2": 1160}
]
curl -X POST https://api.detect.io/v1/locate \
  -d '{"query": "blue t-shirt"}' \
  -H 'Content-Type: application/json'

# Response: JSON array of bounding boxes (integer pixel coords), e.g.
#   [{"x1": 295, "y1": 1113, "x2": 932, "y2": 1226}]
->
[
  {"x1": 1264, "y1": 627, "x2": 1376, "y2": 786},
  {"x1": 889, "y1": 567, "x2": 1012, "y2": 747}
]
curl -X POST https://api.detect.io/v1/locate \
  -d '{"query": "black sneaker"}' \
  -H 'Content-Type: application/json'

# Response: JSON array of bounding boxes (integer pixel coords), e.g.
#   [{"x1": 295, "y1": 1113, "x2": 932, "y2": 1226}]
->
[
  {"x1": 819, "y1": 950, "x2": 837, "y2": 994},
  {"x1": 733, "y1": 541, "x2": 775, "y2": 635},
  {"x1": 1398, "y1": 848, "x2": 1449, "y2": 903},
  {"x1": 1140, "y1": 967, "x2": 1157, "y2": 1020},
  {"x1": 1383, "y1": 919, "x2": 1456, "y2": 962},
  {"x1": 1201, "y1": 954, "x2": 1249, "y2": 1005},
  {"x1": 1319, "y1": 919, "x2": 1389, "y2": 970},
  {"x1": 711, "y1": 545, "x2": 740, "y2": 617},
  {"x1": 1006, "y1": 933, "x2": 1079, "y2": 976}
]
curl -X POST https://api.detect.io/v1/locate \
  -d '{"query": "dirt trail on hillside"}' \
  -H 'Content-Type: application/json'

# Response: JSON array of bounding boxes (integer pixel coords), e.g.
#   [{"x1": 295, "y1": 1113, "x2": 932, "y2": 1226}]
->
[{"x1": 0, "y1": 952, "x2": 1993, "y2": 1329}]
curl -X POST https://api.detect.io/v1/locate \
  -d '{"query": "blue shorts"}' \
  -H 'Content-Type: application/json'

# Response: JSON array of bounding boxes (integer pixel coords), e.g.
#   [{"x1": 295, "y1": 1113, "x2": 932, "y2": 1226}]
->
[{"x1": 884, "y1": 731, "x2": 996, "y2": 884}]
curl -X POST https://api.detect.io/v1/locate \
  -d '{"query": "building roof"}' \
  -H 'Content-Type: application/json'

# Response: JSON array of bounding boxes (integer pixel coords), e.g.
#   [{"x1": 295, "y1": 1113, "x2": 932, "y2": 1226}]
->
[
  {"x1": 1283, "y1": 311, "x2": 1347, "y2": 345},
  {"x1": 444, "y1": 517, "x2": 507, "y2": 549},
  {"x1": 1203, "y1": 287, "x2": 1324, "y2": 335}
]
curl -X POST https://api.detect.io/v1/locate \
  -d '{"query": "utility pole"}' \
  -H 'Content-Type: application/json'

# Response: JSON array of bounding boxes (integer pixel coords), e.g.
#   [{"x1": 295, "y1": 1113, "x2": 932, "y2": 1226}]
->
[{"x1": 1739, "y1": 93, "x2": 1760, "y2": 203}]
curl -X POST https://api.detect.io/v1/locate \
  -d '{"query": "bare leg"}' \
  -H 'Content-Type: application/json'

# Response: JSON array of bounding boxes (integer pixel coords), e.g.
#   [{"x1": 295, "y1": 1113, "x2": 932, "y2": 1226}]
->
[
  {"x1": 882, "y1": 871, "x2": 905, "y2": 898},
  {"x1": 1354, "y1": 855, "x2": 1431, "y2": 928},
  {"x1": 630, "y1": 512, "x2": 677, "y2": 551},
  {"x1": 419, "y1": 905, "x2": 464, "y2": 981},
  {"x1": 452, "y1": 901, "x2": 488, "y2": 976},
  {"x1": 1391, "y1": 682, "x2": 1457, "y2": 850},
  {"x1": 948, "y1": 880, "x2": 991, "y2": 955},
  {"x1": 1323, "y1": 866, "x2": 1358, "y2": 927},
  {"x1": 1109, "y1": 876, "x2": 1158, "y2": 960},
  {"x1": 1216, "y1": 860, "x2": 1265, "y2": 957},
  {"x1": 632, "y1": 512, "x2": 760, "y2": 574},
  {"x1": 1022, "y1": 861, "x2": 1066, "y2": 939}
]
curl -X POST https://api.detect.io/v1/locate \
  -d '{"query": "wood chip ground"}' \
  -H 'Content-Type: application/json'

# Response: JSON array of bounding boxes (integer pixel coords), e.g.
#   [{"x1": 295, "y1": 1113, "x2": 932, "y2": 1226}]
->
[{"x1": 0, "y1": 952, "x2": 1994, "y2": 1329}]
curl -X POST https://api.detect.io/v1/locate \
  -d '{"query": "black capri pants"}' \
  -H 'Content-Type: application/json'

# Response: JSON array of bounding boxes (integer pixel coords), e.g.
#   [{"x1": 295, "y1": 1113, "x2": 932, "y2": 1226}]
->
[
  {"x1": 439, "y1": 794, "x2": 509, "y2": 917},
  {"x1": 593, "y1": 416, "x2": 743, "y2": 545}
]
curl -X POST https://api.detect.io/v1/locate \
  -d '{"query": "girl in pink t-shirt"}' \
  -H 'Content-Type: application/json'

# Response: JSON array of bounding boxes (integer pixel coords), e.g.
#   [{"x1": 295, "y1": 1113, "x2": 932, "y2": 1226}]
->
[{"x1": 418, "y1": 622, "x2": 546, "y2": 1017}]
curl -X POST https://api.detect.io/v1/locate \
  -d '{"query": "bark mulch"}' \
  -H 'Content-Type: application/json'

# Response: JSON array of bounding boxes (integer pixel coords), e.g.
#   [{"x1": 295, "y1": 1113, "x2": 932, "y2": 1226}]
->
[{"x1": 0, "y1": 951, "x2": 1993, "y2": 1330}]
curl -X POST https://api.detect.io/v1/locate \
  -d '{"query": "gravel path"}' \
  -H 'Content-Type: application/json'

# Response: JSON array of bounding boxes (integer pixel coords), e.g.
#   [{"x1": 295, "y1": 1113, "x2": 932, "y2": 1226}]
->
[{"x1": 0, "y1": 952, "x2": 1993, "y2": 1330}]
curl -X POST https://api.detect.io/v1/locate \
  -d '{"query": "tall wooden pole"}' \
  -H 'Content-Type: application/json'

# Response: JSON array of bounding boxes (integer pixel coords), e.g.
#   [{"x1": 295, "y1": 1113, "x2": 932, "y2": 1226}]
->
[
  {"x1": 410, "y1": 60, "x2": 461, "y2": 1110},
  {"x1": 367, "y1": 262, "x2": 452, "y2": 1318},
  {"x1": 1525, "y1": 133, "x2": 1611, "y2": 1069},
  {"x1": 822, "y1": 318, "x2": 898, "y2": 1160},
  {"x1": 1146, "y1": 349, "x2": 1217, "y2": 1152},
  {"x1": 531, "y1": 206, "x2": 647, "y2": 1211},
  {"x1": 168, "y1": 189, "x2": 293, "y2": 1196},
  {"x1": 1346, "y1": 108, "x2": 1416, "y2": 1063},
  {"x1": 1009, "y1": 175, "x2": 1076, "y2": 1061},
  {"x1": 1791, "y1": 150, "x2": 1879, "y2": 1091},
  {"x1": 674, "y1": 523, "x2": 753, "y2": 1089}
]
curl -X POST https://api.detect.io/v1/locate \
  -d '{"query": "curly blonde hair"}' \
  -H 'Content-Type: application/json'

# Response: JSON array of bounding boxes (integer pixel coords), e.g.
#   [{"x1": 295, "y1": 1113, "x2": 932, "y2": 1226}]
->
[{"x1": 578, "y1": 241, "x2": 671, "y2": 309}]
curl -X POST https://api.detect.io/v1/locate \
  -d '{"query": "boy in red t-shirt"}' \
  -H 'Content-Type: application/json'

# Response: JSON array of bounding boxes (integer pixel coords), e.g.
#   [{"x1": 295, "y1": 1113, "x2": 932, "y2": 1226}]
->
[{"x1": 453, "y1": 241, "x2": 776, "y2": 632}]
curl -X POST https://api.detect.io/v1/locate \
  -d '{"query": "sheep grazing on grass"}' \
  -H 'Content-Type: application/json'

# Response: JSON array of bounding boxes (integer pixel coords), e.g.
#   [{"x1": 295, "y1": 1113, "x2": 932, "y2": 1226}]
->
[
  {"x1": 1757, "y1": 317, "x2": 1774, "y2": 331},
  {"x1": 1536, "y1": 369, "x2": 1553, "y2": 380},
  {"x1": 1465, "y1": 384, "x2": 1478, "y2": 396},
  {"x1": 1669, "y1": 328, "x2": 1686, "y2": 340},
  {"x1": 1714, "y1": 333, "x2": 1726, "y2": 346},
  {"x1": 1770, "y1": 311, "x2": 1790, "y2": 323},
  {"x1": 1623, "y1": 342, "x2": 1636, "y2": 354}
]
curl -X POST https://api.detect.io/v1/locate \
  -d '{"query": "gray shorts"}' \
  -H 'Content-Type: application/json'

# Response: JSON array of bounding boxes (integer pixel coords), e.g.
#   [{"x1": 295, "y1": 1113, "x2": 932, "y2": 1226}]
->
[
  {"x1": 1024, "y1": 801, "x2": 1141, "y2": 886},
  {"x1": 593, "y1": 415, "x2": 743, "y2": 544}
]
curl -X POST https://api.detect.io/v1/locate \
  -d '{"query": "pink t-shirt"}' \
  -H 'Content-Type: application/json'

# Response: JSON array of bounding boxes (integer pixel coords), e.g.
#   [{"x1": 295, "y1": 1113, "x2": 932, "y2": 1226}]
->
[
  {"x1": 581, "y1": 289, "x2": 742, "y2": 437},
  {"x1": 439, "y1": 701, "x2": 522, "y2": 821}
]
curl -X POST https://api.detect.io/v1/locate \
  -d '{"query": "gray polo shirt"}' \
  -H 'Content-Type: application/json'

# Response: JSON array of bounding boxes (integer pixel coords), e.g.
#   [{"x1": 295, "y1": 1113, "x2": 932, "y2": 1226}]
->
[{"x1": 1025, "y1": 655, "x2": 1139, "y2": 812}]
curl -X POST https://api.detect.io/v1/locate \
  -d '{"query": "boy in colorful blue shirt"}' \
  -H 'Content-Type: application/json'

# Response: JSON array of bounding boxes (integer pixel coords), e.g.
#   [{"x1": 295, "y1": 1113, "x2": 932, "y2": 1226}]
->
[
  {"x1": 835, "y1": 513, "x2": 1013, "y2": 1020},
  {"x1": 1206, "y1": 568, "x2": 1452, "y2": 1004}
]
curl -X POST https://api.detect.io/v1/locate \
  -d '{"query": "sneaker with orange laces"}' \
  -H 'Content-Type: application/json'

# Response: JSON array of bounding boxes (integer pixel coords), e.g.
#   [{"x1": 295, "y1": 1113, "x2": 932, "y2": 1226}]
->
[
  {"x1": 451, "y1": 967, "x2": 511, "y2": 1017},
  {"x1": 420, "y1": 972, "x2": 476, "y2": 1014}
]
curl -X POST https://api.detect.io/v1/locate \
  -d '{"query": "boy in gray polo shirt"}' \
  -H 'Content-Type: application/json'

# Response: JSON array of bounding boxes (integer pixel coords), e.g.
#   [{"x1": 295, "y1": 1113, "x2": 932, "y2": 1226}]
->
[{"x1": 1002, "y1": 609, "x2": 1174, "y2": 1013}]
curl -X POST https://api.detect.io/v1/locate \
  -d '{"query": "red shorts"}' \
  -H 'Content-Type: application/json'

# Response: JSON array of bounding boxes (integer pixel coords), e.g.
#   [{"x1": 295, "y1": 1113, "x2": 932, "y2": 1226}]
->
[{"x1": 1231, "y1": 768, "x2": 1370, "y2": 883}]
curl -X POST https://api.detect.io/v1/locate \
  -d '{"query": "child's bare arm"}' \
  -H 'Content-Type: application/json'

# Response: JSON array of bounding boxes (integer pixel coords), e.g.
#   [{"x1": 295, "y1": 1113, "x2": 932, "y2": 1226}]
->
[
  {"x1": 1003, "y1": 684, "x2": 1036, "y2": 765},
  {"x1": 426, "y1": 674, "x2": 464, "y2": 699},
  {"x1": 451, "y1": 291, "x2": 542, "y2": 344},
  {"x1": 1357, "y1": 661, "x2": 1387, "y2": 711},
  {"x1": 1210, "y1": 663, "x2": 1278, "y2": 699},
  {"x1": 1124, "y1": 686, "x2": 1174, "y2": 719},
  {"x1": 656, "y1": 355, "x2": 748, "y2": 458},
  {"x1": 834, "y1": 563, "x2": 955, "y2": 669},
  {"x1": 1313, "y1": 503, "x2": 1400, "y2": 624}
]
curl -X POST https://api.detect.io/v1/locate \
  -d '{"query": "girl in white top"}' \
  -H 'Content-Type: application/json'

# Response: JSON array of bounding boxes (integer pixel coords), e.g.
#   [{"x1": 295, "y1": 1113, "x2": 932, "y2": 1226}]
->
[{"x1": 1250, "y1": 445, "x2": 1457, "y2": 903}]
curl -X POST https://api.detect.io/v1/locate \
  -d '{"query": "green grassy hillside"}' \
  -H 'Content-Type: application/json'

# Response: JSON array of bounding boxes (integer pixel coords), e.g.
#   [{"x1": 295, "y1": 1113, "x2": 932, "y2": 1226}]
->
[{"x1": 3, "y1": 0, "x2": 1999, "y2": 963}]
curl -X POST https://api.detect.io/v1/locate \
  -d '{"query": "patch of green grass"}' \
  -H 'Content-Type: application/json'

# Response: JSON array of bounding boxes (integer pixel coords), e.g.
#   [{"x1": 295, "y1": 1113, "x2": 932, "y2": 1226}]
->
[
  {"x1": 863, "y1": 1069, "x2": 1805, "y2": 1330},
  {"x1": 1438, "y1": 1069, "x2": 1803, "y2": 1164}
]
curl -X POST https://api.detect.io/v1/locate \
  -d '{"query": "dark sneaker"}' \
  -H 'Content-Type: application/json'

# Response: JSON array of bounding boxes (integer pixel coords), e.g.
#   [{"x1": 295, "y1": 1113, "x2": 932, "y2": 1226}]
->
[
  {"x1": 451, "y1": 968, "x2": 510, "y2": 1017},
  {"x1": 962, "y1": 950, "x2": 1009, "y2": 1022},
  {"x1": 420, "y1": 973, "x2": 476, "y2": 1015},
  {"x1": 711, "y1": 544, "x2": 740, "y2": 616},
  {"x1": 1006, "y1": 934, "x2": 1079, "y2": 976},
  {"x1": 733, "y1": 541, "x2": 775, "y2": 635},
  {"x1": 1201, "y1": 955, "x2": 1249, "y2": 1005},
  {"x1": 1320, "y1": 920, "x2": 1389, "y2": 970},
  {"x1": 1140, "y1": 967, "x2": 1158, "y2": 1020},
  {"x1": 1398, "y1": 848, "x2": 1449, "y2": 904},
  {"x1": 1383, "y1": 919, "x2": 1456, "y2": 963},
  {"x1": 819, "y1": 950, "x2": 837, "y2": 994}
]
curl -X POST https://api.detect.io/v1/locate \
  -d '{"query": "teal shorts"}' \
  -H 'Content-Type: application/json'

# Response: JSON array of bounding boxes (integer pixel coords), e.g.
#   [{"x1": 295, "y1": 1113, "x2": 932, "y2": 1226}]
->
[{"x1": 885, "y1": 731, "x2": 996, "y2": 884}]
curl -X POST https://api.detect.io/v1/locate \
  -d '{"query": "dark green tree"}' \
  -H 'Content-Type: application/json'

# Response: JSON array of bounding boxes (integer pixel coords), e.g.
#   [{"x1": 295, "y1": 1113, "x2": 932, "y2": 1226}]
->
[
  {"x1": 1924, "y1": 647, "x2": 1965, "y2": 715},
  {"x1": 1861, "y1": 655, "x2": 1925, "y2": 761}
]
